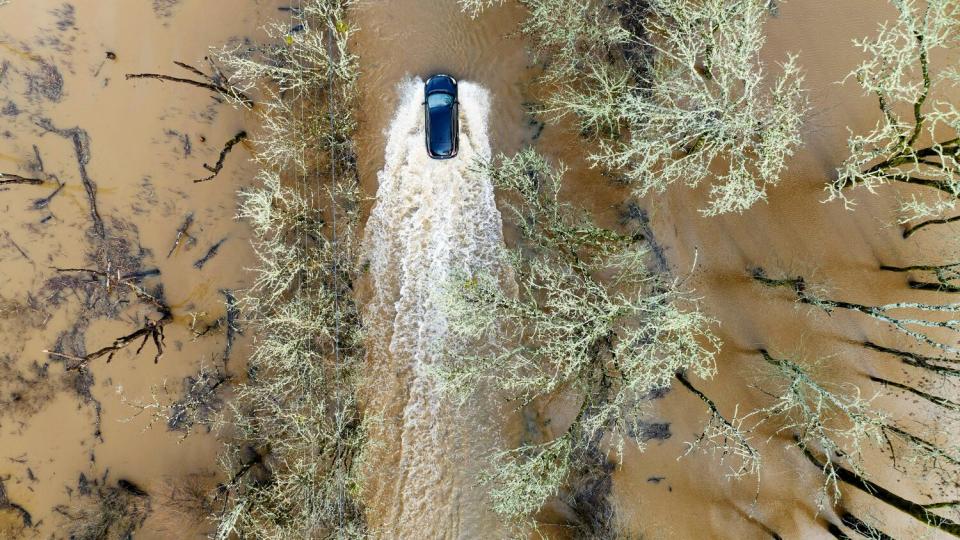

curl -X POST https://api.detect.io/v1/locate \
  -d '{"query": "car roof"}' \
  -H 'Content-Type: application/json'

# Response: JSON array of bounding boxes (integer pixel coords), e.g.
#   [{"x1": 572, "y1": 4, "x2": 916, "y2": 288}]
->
[{"x1": 427, "y1": 103, "x2": 454, "y2": 156}]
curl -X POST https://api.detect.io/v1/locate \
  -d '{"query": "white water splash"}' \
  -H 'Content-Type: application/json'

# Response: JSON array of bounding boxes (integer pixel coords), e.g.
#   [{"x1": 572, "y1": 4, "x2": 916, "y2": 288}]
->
[{"x1": 363, "y1": 78, "x2": 508, "y2": 538}]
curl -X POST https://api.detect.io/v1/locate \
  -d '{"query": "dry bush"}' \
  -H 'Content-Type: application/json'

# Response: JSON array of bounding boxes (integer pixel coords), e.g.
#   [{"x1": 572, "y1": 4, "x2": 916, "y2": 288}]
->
[
  {"x1": 149, "y1": 472, "x2": 221, "y2": 537},
  {"x1": 55, "y1": 477, "x2": 151, "y2": 540},
  {"x1": 433, "y1": 149, "x2": 718, "y2": 522},
  {"x1": 211, "y1": 1, "x2": 368, "y2": 537},
  {"x1": 463, "y1": 0, "x2": 807, "y2": 216}
]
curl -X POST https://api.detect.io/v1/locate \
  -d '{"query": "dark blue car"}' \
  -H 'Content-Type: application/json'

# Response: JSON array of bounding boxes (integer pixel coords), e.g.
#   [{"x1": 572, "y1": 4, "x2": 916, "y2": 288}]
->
[{"x1": 424, "y1": 74, "x2": 459, "y2": 159}]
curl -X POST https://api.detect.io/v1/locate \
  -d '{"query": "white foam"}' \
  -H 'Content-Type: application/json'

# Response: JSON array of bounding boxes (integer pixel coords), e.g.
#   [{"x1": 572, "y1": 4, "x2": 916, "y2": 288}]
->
[{"x1": 362, "y1": 78, "x2": 508, "y2": 537}]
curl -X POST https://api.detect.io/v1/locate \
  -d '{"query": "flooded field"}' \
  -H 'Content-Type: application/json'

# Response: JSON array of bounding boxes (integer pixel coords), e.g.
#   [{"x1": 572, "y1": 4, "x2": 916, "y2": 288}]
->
[
  {"x1": 1, "y1": 0, "x2": 957, "y2": 538},
  {"x1": 351, "y1": 0, "x2": 958, "y2": 538},
  {"x1": 0, "y1": 1, "x2": 278, "y2": 536}
]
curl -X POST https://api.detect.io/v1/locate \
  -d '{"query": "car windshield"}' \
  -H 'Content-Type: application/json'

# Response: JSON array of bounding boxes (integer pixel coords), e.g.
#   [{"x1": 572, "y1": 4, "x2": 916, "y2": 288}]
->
[{"x1": 427, "y1": 92, "x2": 454, "y2": 109}]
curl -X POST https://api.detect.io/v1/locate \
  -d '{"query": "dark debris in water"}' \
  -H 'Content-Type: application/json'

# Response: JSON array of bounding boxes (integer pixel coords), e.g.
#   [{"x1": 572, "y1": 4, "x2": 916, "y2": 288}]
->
[
  {"x1": 51, "y1": 3, "x2": 76, "y2": 32},
  {"x1": 559, "y1": 444, "x2": 618, "y2": 538},
  {"x1": 166, "y1": 365, "x2": 229, "y2": 432},
  {"x1": 620, "y1": 202, "x2": 670, "y2": 273},
  {"x1": 0, "y1": 477, "x2": 33, "y2": 528},
  {"x1": 2, "y1": 101, "x2": 19, "y2": 116},
  {"x1": 193, "y1": 237, "x2": 226, "y2": 269},
  {"x1": 632, "y1": 421, "x2": 672, "y2": 442},
  {"x1": 164, "y1": 128, "x2": 192, "y2": 157},
  {"x1": 25, "y1": 60, "x2": 64, "y2": 103},
  {"x1": 152, "y1": 0, "x2": 181, "y2": 18}
]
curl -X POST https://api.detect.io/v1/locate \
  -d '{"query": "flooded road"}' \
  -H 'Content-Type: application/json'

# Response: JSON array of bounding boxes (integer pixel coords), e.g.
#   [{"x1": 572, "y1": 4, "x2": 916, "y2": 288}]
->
[
  {"x1": 351, "y1": 2, "x2": 534, "y2": 537},
  {"x1": 0, "y1": 0, "x2": 956, "y2": 537},
  {"x1": 361, "y1": 78, "x2": 511, "y2": 538},
  {"x1": 350, "y1": 0, "x2": 536, "y2": 208},
  {"x1": 353, "y1": 0, "x2": 957, "y2": 538}
]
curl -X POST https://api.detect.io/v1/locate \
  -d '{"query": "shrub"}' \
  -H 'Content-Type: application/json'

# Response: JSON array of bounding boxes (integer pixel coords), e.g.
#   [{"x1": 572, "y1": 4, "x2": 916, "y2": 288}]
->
[
  {"x1": 212, "y1": 1, "x2": 367, "y2": 537},
  {"x1": 464, "y1": 0, "x2": 807, "y2": 216},
  {"x1": 828, "y1": 0, "x2": 960, "y2": 224},
  {"x1": 433, "y1": 149, "x2": 718, "y2": 521}
]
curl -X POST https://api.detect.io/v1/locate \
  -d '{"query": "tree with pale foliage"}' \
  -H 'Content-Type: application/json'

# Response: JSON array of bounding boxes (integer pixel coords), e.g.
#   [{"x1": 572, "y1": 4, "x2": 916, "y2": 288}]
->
[
  {"x1": 829, "y1": 0, "x2": 960, "y2": 227},
  {"x1": 757, "y1": 351, "x2": 960, "y2": 535},
  {"x1": 586, "y1": 0, "x2": 806, "y2": 216},
  {"x1": 433, "y1": 149, "x2": 719, "y2": 522},
  {"x1": 752, "y1": 350, "x2": 887, "y2": 505},
  {"x1": 461, "y1": 0, "x2": 807, "y2": 216},
  {"x1": 748, "y1": 270, "x2": 960, "y2": 534},
  {"x1": 212, "y1": 1, "x2": 368, "y2": 537}
]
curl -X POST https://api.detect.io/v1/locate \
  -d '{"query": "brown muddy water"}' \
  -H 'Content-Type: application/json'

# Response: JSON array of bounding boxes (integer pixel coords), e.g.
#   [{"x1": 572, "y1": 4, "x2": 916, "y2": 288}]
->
[
  {"x1": 0, "y1": 0, "x2": 281, "y2": 537},
  {"x1": 353, "y1": 0, "x2": 958, "y2": 539},
  {"x1": 0, "y1": 0, "x2": 957, "y2": 539}
]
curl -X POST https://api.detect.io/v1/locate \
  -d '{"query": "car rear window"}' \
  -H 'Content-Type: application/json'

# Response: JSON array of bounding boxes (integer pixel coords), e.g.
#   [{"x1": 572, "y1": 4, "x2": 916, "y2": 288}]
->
[{"x1": 427, "y1": 93, "x2": 454, "y2": 109}]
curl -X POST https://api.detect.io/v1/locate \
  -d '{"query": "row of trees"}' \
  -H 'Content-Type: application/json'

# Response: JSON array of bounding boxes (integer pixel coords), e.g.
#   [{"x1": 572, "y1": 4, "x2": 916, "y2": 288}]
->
[
  {"x1": 210, "y1": 1, "x2": 368, "y2": 537},
  {"x1": 455, "y1": 0, "x2": 960, "y2": 536}
]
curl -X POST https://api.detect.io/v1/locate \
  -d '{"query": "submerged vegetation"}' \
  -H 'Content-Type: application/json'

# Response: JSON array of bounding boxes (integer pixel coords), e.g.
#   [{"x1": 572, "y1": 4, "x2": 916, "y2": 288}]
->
[
  {"x1": 3, "y1": 0, "x2": 959, "y2": 536},
  {"x1": 453, "y1": 0, "x2": 960, "y2": 536},
  {"x1": 463, "y1": 0, "x2": 808, "y2": 215},
  {"x1": 831, "y1": 0, "x2": 960, "y2": 226},
  {"x1": 210, "y1": 1, "x2": 367, "y2": 537},
  {"x1": 434, "y1": 149, "x2": 719, "y2": 522}
]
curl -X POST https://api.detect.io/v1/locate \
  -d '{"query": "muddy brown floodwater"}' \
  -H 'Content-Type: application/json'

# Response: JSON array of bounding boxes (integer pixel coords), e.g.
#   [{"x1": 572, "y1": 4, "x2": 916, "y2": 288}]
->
[
  {"x1": 0, "y1": 1, "x2": 281, "y2": 537},
  {"x1": 1, "y1": 0, "x2": 957, "y2": 538},
  {"x1": 353, "y1": 0, "x2": 958, "y2": 539}
]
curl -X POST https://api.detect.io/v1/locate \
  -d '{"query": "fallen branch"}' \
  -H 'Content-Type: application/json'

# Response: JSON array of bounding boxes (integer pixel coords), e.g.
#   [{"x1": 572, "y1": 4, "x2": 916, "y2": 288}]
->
[
  {"x1": 194, "y1": 238, "x2": 226, "y2": 269},
  {"x1": 125, "y1": 60, "x2": 251, "y2": 105},
  {"x1": 125, "y1": 72, "x2": 227, "y2": 94},
  {"x1": 903, "y1": 214, "x2": 960, "y2": 239},
  {"x1": 221, "y1": 289, "x2": 238, "y2": 361},
  {"x1": 125, "y1": 60, "x2": 253, "y2": 106},
  {"x1": 863, "y1": 341, "x2": 960, "y2": 376},
  {"x1": 52, "y1": 267, "x2": 164, "y2": 309},
  {"x1": 0, "y1": 478, "x2": 32, "y2": 528},
  {"x1": 752, "y1": 267, "x2": 960, "y2": 354},
  {"x1": 839, "y1": 511, "x2": 894, "y2": 540},
  {"x1": 799, "y1": 441, "x2": 960, "y2": 536},
  {"x1": 0, "y1": 173, "x2": 44, "y2": 185},
  {"x1": 4, "y1": 230, "x2": 31, "y2": 262},
  {"x1": 58, "y1": 313, "x2": 171, "y2": 370},
  {"x1": 870, "y1": 375, "x2": 960, "y2": 412},
  {"x1": 194, "y1": 131, "x2": 247, "y2": 183},
  {"x1": 32, "y1": 178, "x2": 64, "y2": 210},
  {"x1": 34, "y1": 119, "x2": 105, "y2": 238},
  {"x1": 166, "y1": 213, "x2": 195, "y2": 258}
]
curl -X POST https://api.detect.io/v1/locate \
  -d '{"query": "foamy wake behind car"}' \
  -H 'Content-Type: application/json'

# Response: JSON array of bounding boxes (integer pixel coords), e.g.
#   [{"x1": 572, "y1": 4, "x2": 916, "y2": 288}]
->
[{"x1": 424, "y1": 74, "x2": 459, "y2": 159}]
